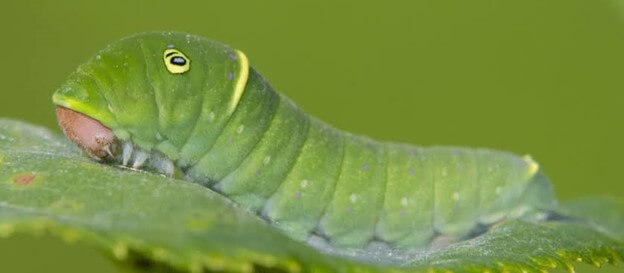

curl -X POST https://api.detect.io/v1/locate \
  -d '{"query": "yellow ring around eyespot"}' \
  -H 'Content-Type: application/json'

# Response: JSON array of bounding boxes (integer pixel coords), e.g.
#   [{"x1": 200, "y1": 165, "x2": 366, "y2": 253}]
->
[{"x1": 163, "y1": 48, "x2": 191, "y2": 74}]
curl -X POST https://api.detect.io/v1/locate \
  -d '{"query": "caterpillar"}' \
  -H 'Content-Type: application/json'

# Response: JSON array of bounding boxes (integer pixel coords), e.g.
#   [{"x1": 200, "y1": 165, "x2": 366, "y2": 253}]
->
[{"x1": 53, "y1": 32, "x2": 557, "y2": 250}]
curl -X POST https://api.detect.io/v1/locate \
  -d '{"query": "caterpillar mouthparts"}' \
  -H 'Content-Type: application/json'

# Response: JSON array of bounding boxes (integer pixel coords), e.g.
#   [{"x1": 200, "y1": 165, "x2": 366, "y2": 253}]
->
[{"x1": 56, "y1": 106, "x2": 119, "y2": 161}]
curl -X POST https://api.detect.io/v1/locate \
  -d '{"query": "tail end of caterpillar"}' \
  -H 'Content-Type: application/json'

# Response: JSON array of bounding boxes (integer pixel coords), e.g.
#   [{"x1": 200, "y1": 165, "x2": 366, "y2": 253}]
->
[{"x1": 56, "y1": 106, "x2": 119, "y2": 161}]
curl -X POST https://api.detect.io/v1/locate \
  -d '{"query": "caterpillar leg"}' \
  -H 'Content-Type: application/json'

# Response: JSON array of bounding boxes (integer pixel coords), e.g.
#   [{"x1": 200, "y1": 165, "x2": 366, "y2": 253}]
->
[
  {"x1": 122, "y1": 142, "x2": 133, "y2": 166},
  {"x1": 118, "y1": 141, "x2": 175, "y2": 177},
  {"x1": 149, "y1": 153, "x2": 176, "y2": 178},
  {"x1": 132, "y1": 150, "x2": 149, "y2": 169}
]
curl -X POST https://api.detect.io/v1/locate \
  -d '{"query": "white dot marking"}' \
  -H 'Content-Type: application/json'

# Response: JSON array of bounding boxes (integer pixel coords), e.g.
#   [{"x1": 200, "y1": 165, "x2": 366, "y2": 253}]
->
[
  {"x1": 400, "y1": 197, "x2": 408, "y2": 207},
  {"x1": 263, "y1": 156, "x2": 271, "y2": 165},
  {"x1": 350, "y1": 194, "x2": 358, "y2": 204},
  {"x1": 452, "y1": 192, "x2": 460, "y2": 202}
]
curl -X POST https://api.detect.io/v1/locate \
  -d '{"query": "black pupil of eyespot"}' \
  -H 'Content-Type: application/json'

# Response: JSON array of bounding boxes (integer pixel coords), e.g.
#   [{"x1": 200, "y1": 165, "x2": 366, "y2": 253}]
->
[{"x1": 170, "y1": 56, "x2": 187, "y2": 66}]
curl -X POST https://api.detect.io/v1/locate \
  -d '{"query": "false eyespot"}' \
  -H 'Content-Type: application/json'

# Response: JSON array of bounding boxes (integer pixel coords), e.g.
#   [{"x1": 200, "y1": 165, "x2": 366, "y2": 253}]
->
[{"x1": 163, "y1": 48, "x2": 190, "y2": 74}]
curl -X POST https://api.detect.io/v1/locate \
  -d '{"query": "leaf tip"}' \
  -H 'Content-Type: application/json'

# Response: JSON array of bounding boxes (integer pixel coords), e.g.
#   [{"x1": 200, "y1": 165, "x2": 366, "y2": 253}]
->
[
  {"x1": 112, "y1": 242, "x2": 129, "y2": 260},
  {"x1": 0, "y1": 223, "x2": 15, "y2": 238},
  {"x1": 203, "y1": 256, "x2": 226, "y2": 271},
  {"x1": 151, "y1": 247, "x2": 168, "y2": 261},
  {"x1": 189, "y1": 261, "x2": 204, "y2": 273},
  {"x1": 60, "y1": 229, "x2": 80, "y2": 243},
  {"x1": 284, "y1": 260, "x2": 302, "y2": 273},
  {"x1": 239, "y1": 263, "x2": 254, "y2": 273},
  {"x1": 564, "y1": 262, "x2": 576, "y2": 273}
]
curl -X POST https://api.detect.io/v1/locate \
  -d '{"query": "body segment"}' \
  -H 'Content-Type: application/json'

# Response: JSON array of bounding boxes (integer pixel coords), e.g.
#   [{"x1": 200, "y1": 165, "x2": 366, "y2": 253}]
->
[{"x1": 53, "y1": 32, "x2": 557, "y2": 250}]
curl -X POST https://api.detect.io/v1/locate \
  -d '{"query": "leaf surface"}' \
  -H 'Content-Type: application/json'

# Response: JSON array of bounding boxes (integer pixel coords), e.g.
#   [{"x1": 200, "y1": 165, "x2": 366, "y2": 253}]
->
[{"x1": 0, "y1": 119, "x2": 622, "y2": 273}]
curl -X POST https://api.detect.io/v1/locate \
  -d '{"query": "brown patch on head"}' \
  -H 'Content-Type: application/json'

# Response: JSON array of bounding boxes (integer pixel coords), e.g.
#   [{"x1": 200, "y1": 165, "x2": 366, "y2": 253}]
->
[
  {"x1": 56, "y1": 107, "x2": 119, "y2": 160},
  {"x1": 13, "y1": 173, "x2": 36, "y2": 186}
]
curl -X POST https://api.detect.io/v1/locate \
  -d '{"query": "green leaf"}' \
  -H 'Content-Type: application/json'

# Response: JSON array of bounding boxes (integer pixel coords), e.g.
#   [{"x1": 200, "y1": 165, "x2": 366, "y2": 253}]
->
[{"x1": 0, "y1": 118, "x2": 623, "y2": 273}]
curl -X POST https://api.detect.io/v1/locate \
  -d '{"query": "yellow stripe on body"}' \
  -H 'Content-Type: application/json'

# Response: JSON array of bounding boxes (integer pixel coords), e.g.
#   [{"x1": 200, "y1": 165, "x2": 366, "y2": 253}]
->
[
  {"x1": 229, "y1": 50, "x2": 250, "y2": 115},
  {"x1": 522, "y1": 154, "x2": 540, "y2": 177}
]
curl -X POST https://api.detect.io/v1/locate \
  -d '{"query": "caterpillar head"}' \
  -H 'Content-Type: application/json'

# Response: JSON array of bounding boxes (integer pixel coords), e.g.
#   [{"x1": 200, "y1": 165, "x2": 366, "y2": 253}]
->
[
  {"x1": 56, "y1": 106, "x2": 118, "y2": 160},
  {"x1": 53, "y1": 32, "x2": 249, "y2": 162}
]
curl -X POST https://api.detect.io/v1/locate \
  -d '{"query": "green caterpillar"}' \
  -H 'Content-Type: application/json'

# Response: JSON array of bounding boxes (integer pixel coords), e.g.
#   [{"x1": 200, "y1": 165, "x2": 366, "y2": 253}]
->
[{"x1": 52, "y1": 32, "x2": 557, "y2": 250}]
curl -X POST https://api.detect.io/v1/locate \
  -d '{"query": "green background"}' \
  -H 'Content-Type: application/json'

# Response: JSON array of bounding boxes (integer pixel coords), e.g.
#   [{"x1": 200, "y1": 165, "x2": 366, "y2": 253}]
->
[{"x1": 1, "y1": 0, "x2": 623, "y2": 272}]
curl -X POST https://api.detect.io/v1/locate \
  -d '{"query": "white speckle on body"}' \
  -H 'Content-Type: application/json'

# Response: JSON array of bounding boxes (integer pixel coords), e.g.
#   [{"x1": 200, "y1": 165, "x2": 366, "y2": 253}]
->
[
  {"x1": 236, "y1": 125, "x2": 245, "y2": 134},
  {"x1": 496, "y1": 186, "x2": 502, "y2": 195},
  {"x1": 263, "y1": 156, "x2": 271, "y2": 165},
  {"x1": 400, "y1": 197, "x2": 408, "y2": 207},
  {"x1": 442, "y1": 168, "x2": 448, "y2": 177},
  {"x1": 452, "y1": 192, "x2": 460, "y2": 202},
  {"x1": 300, "y1": 179, "x2": 309, "y2": 189},
  {"x1": 350, "y1": 194, "x2": 358, "y2": 204},
  {"x1": 207, "y1": 112, "x2": 215, "y2": 122},
  {"x1": 95, "y1": 55, "x2": 101, "y2": 60}
]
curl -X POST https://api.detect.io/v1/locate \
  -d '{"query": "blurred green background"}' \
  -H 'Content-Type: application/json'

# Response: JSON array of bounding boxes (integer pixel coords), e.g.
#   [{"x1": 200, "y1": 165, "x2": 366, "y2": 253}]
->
[{"x1": 1, "y1": 0, "x2": 623, "y2": 272}]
